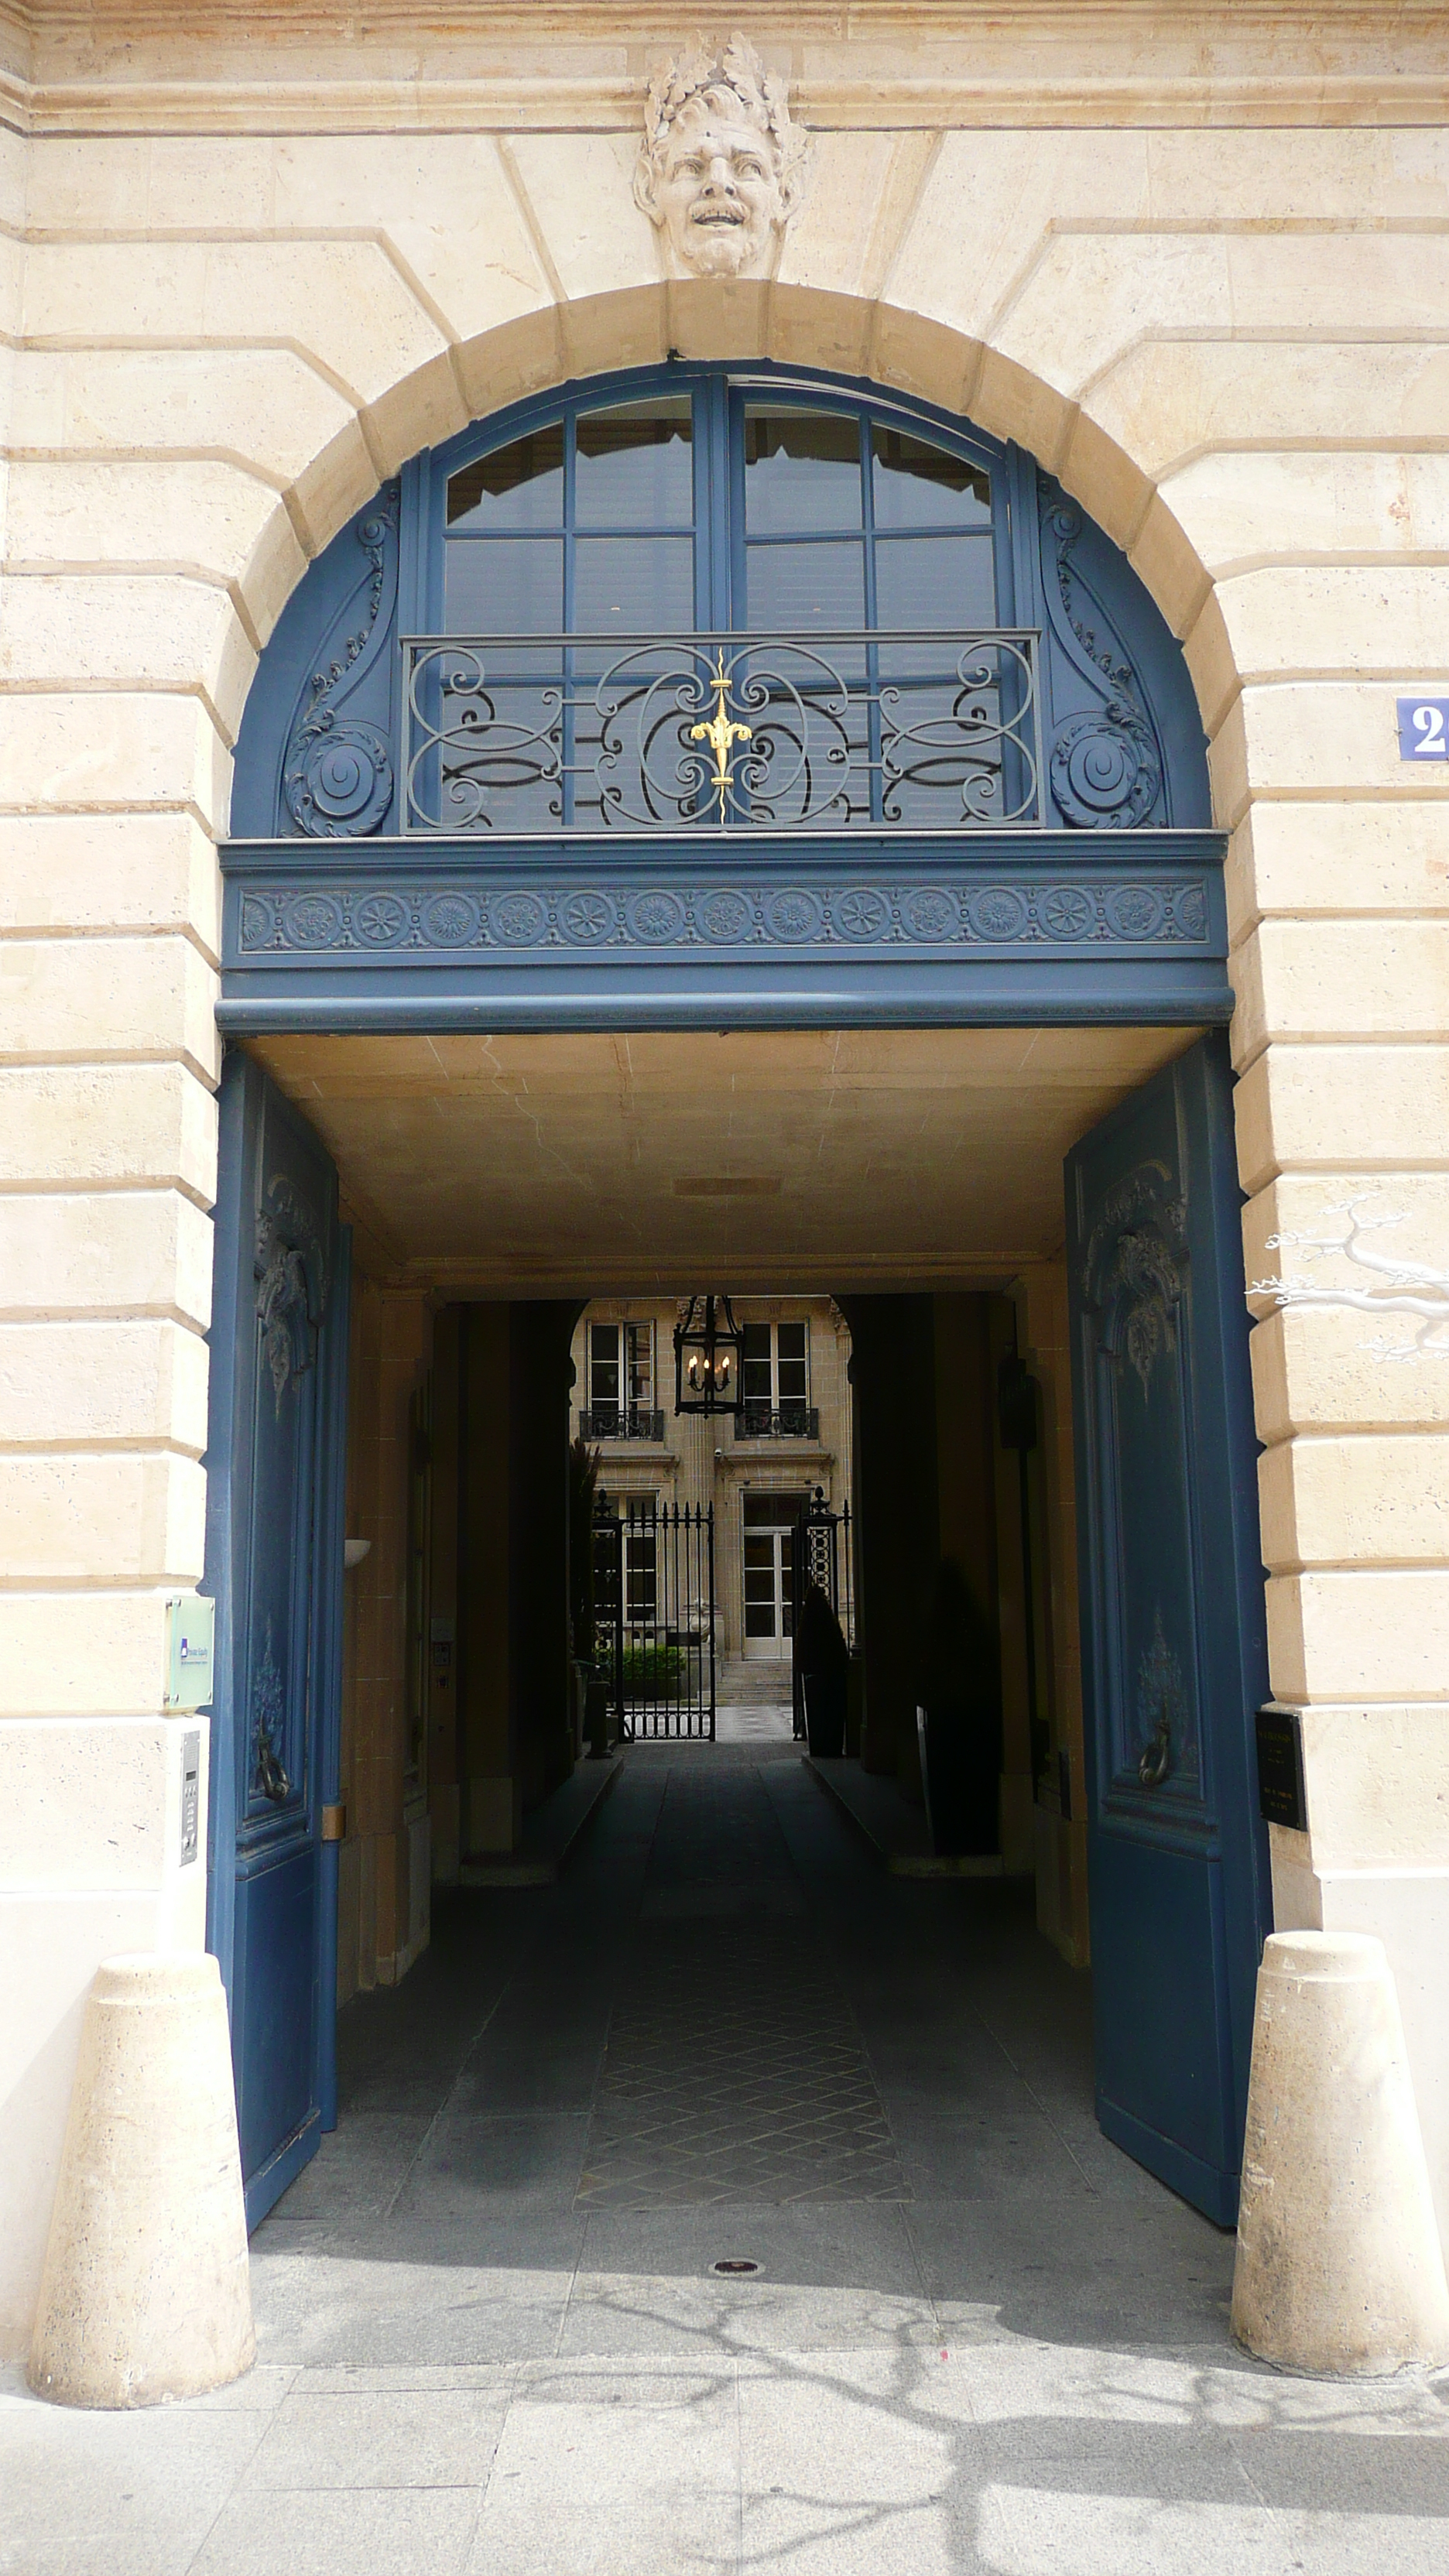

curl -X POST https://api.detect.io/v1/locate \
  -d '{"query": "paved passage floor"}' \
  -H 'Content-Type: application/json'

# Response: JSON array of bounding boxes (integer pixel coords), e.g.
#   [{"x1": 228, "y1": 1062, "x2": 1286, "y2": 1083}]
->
[{"x1": 5, "y1": 1742, "x2": 1448, "y2": 2573}]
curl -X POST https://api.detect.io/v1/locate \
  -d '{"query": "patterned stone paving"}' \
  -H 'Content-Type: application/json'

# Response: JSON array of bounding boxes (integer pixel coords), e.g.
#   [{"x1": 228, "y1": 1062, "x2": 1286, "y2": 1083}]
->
[{"x1": 576, "y1": 1761, "x2": 909, "y2": 2206}]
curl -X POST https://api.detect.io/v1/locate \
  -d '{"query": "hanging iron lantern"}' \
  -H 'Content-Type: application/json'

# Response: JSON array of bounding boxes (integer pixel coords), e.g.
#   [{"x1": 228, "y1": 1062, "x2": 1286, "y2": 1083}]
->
[{"x1": 673, "y1": 1293, "x2": 745, "y2": 1416}]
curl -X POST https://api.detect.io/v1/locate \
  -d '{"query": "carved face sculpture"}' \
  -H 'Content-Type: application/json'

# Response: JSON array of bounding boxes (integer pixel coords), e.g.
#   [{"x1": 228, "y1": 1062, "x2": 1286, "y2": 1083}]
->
[
  {"x1": 652, "y1": 91, "x2": 783, "y2": 278},
  {"x1": 636, "y1": 41, "x2": 807, "y2": 283}
]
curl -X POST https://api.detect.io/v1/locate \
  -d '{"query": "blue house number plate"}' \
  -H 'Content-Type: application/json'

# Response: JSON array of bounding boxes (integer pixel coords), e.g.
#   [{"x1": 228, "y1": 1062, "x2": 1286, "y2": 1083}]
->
[{"x1": 1398, "y1": 697, "x2": 1449, "y2": 760}]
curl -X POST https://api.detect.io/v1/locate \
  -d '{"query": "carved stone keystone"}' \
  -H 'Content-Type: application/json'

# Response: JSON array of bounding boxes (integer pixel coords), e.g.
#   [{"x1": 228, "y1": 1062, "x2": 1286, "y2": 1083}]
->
[{"x1": 635, "y1": 31, "x2": 809, "y2": 279}]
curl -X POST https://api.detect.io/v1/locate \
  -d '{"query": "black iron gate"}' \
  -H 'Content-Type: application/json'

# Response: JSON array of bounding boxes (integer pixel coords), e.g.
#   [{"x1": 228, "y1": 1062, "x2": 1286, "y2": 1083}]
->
[
  {"x1": 790, "y1": 1487, "x2": 855, "y2": 1742},
  {"x1": 593, "y1": 1499, "x2": 716, "y2": 1741}
]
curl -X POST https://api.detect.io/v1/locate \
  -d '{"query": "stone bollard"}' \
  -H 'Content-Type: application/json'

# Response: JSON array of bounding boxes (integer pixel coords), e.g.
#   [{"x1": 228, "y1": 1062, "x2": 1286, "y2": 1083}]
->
[
  {"x1": 28, "y1": 1953, "x2": 255, "y2": 2407},
  {"x1": 1232, "y1": 1930, "x2": 1449, "y2": 2378}
]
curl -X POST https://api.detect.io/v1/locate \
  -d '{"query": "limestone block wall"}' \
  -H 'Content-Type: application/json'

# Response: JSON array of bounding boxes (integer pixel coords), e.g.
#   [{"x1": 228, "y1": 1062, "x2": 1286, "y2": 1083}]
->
[{"x1": 2, "y1": 1, "x2": 1448, "y2": 2345}]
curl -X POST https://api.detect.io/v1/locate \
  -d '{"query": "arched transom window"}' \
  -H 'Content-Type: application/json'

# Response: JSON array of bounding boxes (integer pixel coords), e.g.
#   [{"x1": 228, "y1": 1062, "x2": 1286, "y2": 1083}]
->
[
  {"x1": 411, "y1": 373, "x2": 1009, "y2": 832},
  {"x1": 440, "y1": 382, "x2": 994, "y2": 636},
  {"x1": 235, "y1": 362, "x2": 1208, "y2": 843}
]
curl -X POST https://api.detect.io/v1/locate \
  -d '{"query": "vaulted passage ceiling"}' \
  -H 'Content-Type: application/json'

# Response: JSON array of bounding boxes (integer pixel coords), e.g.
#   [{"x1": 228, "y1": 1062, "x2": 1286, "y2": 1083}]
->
[{"x1": 245, "y1": 1026, "x2": 1197, "y2": 1293}]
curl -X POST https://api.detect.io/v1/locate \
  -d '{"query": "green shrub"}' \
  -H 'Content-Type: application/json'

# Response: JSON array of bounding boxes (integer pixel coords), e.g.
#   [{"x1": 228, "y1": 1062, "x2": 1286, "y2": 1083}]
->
[{"x1": 619, "y1": 1641, "x2": 687, "y2": 1697}]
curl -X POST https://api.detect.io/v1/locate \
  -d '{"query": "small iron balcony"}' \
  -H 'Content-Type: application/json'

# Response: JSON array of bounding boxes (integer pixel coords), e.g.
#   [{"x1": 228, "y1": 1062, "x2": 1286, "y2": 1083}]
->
[
  {"x1": 737, "y1": 1403, "x2": 820, "y2": 1440},
  {"x1": 579, "y1": 1406, "x2": 666, "y2": 1443},
  {"x1": 402, "y1": 630, "x2": 1043, "y2": 835}
]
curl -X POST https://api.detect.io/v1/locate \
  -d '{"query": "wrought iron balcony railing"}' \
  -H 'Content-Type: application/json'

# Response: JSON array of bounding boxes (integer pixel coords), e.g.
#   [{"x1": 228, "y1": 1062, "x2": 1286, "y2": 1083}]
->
[
  {"x1": 579, "y1": 1405, "x2": 666, "y2": 1443},
  {"x1": 737, "y1": 1403, "x2": 820, "y2": 1440},
  {"x1": 402, "y1": 630, "x2": 1043, "y2": 835}
]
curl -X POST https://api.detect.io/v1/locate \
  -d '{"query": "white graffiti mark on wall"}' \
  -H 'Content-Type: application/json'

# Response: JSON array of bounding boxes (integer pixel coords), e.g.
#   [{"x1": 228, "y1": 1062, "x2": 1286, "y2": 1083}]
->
[{"x1": 1252, "y1": 1197, "x2": 1449, "y2": 1362}]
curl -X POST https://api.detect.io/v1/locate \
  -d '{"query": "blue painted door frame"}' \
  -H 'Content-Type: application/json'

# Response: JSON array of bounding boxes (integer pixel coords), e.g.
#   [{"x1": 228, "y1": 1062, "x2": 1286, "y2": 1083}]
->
[
  {"x1": 1066, "y1": 1031, "x2": 1271, "y2": 2225},
  {"x1": 204, "y1": 1049, "x2": 351, "y2": 2226},
  {"x1": 203, "y1": 1025, "x2": 1270, "y2": 2228}
]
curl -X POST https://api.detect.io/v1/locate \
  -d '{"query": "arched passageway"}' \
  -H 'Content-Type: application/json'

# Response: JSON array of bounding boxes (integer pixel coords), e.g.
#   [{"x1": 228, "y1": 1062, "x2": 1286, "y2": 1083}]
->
[{"x1": 207, "y1": 351, "x2": 1266, "y2": 2263}]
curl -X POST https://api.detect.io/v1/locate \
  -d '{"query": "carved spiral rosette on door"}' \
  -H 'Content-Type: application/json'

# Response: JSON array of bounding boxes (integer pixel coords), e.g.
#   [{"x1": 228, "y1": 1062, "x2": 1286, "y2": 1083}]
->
[
  {"x1": 283, "y1": 487, "x2": 399, "y2": 838},
  {"x1": 1039, "y1": 482, "x2": 1165, "y2": 829},
  {"x1": 1051, "y1": 701, "x2": 1162, "y2": 829}
]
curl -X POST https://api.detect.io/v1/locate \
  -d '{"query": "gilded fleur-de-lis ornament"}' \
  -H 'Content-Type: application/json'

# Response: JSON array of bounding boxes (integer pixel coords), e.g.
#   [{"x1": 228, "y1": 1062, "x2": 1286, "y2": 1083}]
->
[{"x1": 690, "y1": 653, "x2": 752, "y2": 820}]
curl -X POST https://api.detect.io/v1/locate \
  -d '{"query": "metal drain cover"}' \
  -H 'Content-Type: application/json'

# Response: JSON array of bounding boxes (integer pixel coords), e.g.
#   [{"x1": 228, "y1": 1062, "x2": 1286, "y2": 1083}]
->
[{"x1": 711, "y1": 2257, "x2": 761, "y2": 2276}]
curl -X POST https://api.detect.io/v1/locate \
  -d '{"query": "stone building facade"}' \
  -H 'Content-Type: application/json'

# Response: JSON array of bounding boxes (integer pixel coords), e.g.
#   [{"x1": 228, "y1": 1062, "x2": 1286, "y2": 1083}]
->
[
  {"x1": 2, "y1": 1, "x2": 1448, "y2": 2358},
  {"x1": 572, "y1": 1293, "x2": 853, "y2": 1665}
]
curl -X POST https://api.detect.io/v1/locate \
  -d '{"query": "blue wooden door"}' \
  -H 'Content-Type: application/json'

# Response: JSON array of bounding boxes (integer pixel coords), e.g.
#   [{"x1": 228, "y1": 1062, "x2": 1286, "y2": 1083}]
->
[
  {"x1": 1065, "y1": 1033, "x2": 1269, "y2": 2225},
  {"x1": 205, "y1": 1051, "x2": 351, "y2": 2227}
]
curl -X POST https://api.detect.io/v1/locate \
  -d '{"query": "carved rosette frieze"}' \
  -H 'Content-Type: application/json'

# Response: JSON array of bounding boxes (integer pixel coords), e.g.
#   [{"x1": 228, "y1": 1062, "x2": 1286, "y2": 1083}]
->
[
  {"x1": 237, "y1": 873, "x2": 1212, "y2": 960},
  {"x1": 283, "y1": 486, "x2": 399, "y2": 838}
]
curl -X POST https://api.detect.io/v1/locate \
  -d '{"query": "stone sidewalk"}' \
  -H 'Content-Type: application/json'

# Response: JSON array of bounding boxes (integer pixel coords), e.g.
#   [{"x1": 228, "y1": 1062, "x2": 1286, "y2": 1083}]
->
[{"x1": 4, "y1": 1744, "x2": 1447, "y2": 2574}]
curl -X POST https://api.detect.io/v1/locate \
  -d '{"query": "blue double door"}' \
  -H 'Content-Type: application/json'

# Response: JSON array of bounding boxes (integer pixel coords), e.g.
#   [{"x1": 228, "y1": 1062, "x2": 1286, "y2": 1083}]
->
[
  {"x1": 202, "y1": 1031, "x2": 1266, "y2": 2233},
  {"x1": 1067, "y1": 1032, "x2": 1270, "y2": 2224},
  {"x1": 205, "y1": 1052, "x2": 351, "y2": 2226}
]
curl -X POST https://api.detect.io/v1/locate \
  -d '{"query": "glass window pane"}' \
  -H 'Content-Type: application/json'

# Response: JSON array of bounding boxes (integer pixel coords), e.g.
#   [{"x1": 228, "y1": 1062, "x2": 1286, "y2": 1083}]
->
[
  {"x1": 872, "y1": 425, "x2": 991, "y2": 529},
  {"x1": 742, "y1": 1324, "x2": 772, "y2": 1406},
  {"x1": 444, "y1": 536, "x2": 563, "y2": 633},
  {"x1": 875, "y1": 533, "x2": 995, "y2": 631},
  {"x1": 745, "y1": 539, "x2": 865, "y2": 630},
  {"x1": 447, "y1": 423, "x2": 564, "y2": 530},
  {"x1": 744, "y1": 409, "x2": 864, "y2": 534},
  {"x1": 573, "y1": 536, "x2": 694, "y2": 632},
  {"x1": 777, "y1": 1321, "x2": 808, "y2": 1403},
  {"x1": 624, "y1": 1323, "x2": 653, "y2": 1408},
  {"x1": 576, "y1": 399, "x2": 694, "y2": 528},
  {"x1": 590, "y1": 1325, "x2": 619, "y2": 1410}
]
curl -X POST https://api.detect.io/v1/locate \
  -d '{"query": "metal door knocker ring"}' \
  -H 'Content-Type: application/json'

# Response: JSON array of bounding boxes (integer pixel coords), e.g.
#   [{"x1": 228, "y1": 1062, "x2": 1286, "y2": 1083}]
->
[
  {"x1": 256, "y1": 1738, "x2": 292, "y2": 1804},
  {"x1": 1139, "y1": 1711, "x2": 1172, "y2": 1788}
]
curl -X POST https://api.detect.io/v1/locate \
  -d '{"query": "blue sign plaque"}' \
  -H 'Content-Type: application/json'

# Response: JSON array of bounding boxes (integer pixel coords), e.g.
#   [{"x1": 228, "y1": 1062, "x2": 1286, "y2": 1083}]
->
[{"x1": 1397, "y1": 696, "x2": 1449, "y2": 761}]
